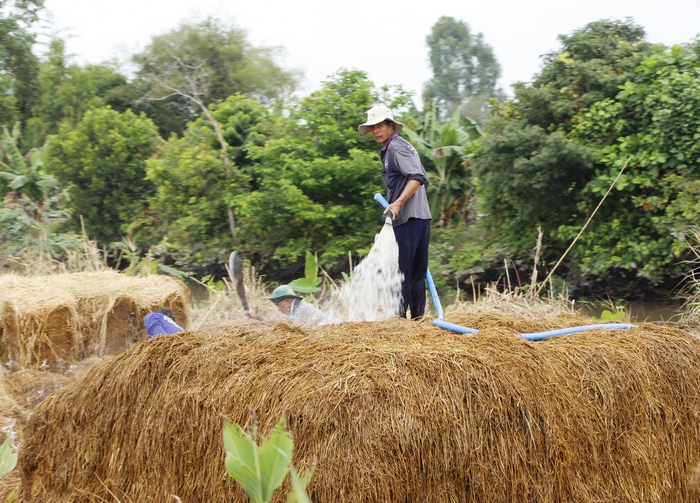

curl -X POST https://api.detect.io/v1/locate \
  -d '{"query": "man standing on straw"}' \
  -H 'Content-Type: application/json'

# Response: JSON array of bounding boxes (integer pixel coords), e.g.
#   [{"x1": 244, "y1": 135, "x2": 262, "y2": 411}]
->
[{"x1": 358, "y1": 105, "x2": 431, "y2": 319}]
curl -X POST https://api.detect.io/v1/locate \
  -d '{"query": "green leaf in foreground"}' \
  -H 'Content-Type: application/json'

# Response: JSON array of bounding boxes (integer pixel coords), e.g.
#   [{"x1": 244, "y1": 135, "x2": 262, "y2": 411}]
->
[
  {"x1": 257, "y1": 420, "x2": 294, "y2": 501},
  {"x1": 0, "y1": 431, "x2": 17, "y2": 479},
  {"x1": 287, "y1": 464, "x2": 315, "y2": 503},
  {"x1": 3, "y1": 488, "x2": 17, "y2": 503},
  {"x1": 600, "y1": 308, "x2": 626, "y2": 321},
  {"x1": 223, "y1": 417, "x2": 293, "y2": 503}
]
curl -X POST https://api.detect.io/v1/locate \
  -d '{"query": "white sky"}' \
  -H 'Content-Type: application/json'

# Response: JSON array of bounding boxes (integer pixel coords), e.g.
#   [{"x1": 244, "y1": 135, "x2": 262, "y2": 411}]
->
[{"x1": 41, "y1": 0, "x2": 700, "y2": 105}]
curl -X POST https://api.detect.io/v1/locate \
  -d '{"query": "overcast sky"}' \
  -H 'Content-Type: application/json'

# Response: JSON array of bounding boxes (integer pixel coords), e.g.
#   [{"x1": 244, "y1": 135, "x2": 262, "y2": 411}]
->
[{"x1": 41, "y1": 0, "x2": 700, "y2": 106}]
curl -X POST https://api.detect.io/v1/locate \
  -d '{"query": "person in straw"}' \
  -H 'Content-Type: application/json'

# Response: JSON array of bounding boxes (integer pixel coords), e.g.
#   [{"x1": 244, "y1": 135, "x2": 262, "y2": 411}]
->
[
  {"x1": 244, "y1": 284, "x2": 328, "y2": 321},
  {"x1": 144, "y1": 307, "x2": 184, "y2": 339},
  {"x1": 358, "y1": 105, "x2": 431, "y2": 319}
]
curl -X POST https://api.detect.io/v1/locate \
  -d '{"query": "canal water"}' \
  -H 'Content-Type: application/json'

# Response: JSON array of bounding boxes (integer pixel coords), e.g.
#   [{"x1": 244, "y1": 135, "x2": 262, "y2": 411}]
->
[{"x1": 576, "y1": 299, "x2": 686, "y2": 323}]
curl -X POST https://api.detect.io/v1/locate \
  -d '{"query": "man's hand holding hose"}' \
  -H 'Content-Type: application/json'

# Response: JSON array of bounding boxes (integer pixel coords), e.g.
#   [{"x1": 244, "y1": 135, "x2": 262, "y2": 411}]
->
[{"x1": 384, "y1": 179, "x2": 422, "y2": 221}]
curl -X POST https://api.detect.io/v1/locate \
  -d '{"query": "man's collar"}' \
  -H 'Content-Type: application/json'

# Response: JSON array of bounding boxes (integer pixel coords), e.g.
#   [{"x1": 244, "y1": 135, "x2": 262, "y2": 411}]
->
[{"x1": 381, "y1": 132, "x2": 398, "y2": 152}]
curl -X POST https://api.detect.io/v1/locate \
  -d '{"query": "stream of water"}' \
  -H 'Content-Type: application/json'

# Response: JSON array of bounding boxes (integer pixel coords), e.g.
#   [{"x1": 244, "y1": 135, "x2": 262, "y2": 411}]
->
[{"x1": 323, "y1": 221, "x2": 403, "y2": 322}]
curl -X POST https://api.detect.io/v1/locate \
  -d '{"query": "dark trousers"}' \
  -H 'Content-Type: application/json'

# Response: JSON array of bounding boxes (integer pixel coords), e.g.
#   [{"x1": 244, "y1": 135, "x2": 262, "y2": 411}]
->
[{"x1": 393, "y1": 218, "x2": 431, "y2": 319}]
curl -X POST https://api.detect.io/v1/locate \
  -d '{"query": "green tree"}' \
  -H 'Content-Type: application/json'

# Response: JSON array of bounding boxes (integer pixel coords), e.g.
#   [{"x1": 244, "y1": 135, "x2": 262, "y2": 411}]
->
[
  {"x1": 473, "y1": 119, "x2": 596, "y2": 257},
  {"x1": 233, "y1": 70, "x2": 406, "y2": 273},
  {"x1": 423, "y1": 16, "x2": 501, "y2": 124},
  {"x1": 0, "y1": 0, "x2": 44, "y2": 125},
  {"x1": 132, "y1": 16, "x2": 299, "y2": 137},
  {"x1": 402, "y1": 100, "x2": 482, "y2": 226},
  {"x1": 448, "y1": 19, "x2": 700, "y2": 297},
  {"x1": 445, "y1": 19, "x2": 657, "y2": 294},
  {"x1": 0, "y1": 124, "x2": 57, "y2": 200},
  {"x1": 23, "y1": 38, "x2": 131, "y2": 149},
  {"x1": 145, "y1": 94, "x2": 262, "y2": 267},
  {"x1": 561, "y1": 42, "x2": 700, "y2": 284},
  {"x1": 515, "y1": 18, "x2": 651, "y2": 131},
  {"x1": 45, "y1": 107, "x2": 159, "y2": 243}
]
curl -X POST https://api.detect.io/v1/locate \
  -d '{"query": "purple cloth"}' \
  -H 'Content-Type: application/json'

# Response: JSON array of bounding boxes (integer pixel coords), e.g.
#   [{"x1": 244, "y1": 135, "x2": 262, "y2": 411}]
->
[{"x1": 144, "y1": 312, "x2": 184, "y2": 339}]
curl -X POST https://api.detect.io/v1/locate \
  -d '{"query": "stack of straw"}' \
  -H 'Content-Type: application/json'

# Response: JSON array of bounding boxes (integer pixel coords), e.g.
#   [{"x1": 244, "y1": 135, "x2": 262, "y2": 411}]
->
[
  {"x1": 0, "y1": 271, "x2": 190, "y2": 370},
  {"x1": 17, "y1": 313, "x2": 700, "y2": 502}
]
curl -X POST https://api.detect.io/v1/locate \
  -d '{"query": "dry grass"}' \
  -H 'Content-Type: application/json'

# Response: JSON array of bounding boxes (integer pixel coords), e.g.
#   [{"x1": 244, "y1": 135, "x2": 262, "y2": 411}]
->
[
  {"x1": 0, "y1": 470, "x2": 19, "y2": 502},
  {"x1": 17, "y1": 314, "x2": 700, "y2": 502},
  {"x1": 0, "y1": 227, "x2": 108, "y2": 277},
  {"x1": 190, "y1": 264, "x2": 285, "y2": 330},
  {"x1": 448, "y1": 282, "x2": 576, "y2": 319},
  {"x1": 0, "y1": 271, "x2": 190, "y2": 370},
  {"x1": 2, "y1": 369, "x2": 74, "y2": 411}
]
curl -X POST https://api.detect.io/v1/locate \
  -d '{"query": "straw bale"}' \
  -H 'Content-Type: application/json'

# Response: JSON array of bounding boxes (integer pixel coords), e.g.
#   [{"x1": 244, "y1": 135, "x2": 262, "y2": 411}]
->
[
  {"x1": 0, "y1": 271, "x2": 190, "y2": 369},
  {"x1": 17, "y1": 314, "x2": 700, "y2": 502},
  {"x1": 0, "y1": 372, "x2": 24, "y2": 499},
  {"x1": 0, "y1": 470, "x2": 20, "y2": 502},
  {"x1": 2, "y1": 369, "x2": 74, "y2": 411},
  {"x1": 0, "y1": 284, "x2": 78, "y2": 372},
  {"x1": 0, "y1": 375, "x2": 26, "y2": 426},
  {"x1": 39, "y1": 271, "x2": 190, "y2": 355}
]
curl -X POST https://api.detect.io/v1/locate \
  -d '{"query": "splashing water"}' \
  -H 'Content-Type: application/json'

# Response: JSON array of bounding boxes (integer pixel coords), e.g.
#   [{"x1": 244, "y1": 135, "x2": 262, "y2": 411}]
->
[{"x1": 324, "y1": 222, "x2": 403, "y2": 322}]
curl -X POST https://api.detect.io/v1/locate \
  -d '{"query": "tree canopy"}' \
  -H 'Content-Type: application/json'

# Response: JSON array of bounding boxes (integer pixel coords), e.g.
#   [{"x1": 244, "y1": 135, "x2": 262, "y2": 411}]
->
[
  {"x1": 0, "y1": 0, "x2": 44, "y2": 125},
  {"x1": 45, "y1": 107, "x2": 160, "y2": 243},
  {"x1": 132, "y1": 16, "x2": 300, "y2": 137},
  {"x1": 423, "y1": 16, "x2": 501, "y2": 124},
  {"x1": 23, "y1": 38, "x2": 130, "y2": 150},
  {"x1": 446, "y1": 19, "x2": 700, "y2": 296}
]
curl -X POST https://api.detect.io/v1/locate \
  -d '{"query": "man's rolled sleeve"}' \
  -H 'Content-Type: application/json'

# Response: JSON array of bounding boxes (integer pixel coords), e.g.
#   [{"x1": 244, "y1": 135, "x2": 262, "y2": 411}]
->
[{"x1": 395, "y1": 145, "x2": 429, "y2": 187}]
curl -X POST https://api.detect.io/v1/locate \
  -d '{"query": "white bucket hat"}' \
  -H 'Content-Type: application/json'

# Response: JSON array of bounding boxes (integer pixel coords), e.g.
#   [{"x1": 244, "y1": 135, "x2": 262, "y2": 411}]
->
[{"x1": 358, "y1": 105, "x2": 404, "y2": 136}]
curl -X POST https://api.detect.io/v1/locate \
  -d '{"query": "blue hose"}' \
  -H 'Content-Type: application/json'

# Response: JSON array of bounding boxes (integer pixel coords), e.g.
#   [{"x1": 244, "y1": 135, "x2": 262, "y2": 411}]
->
[
  {"x1": 518, "y1": 323, "x2": 636, "y2": 341},
  {"x1": 373, "y1": 194, "x2": 634, "y2": 341},
  {"x1": 426, "y1": 269, "x2": 444, "y2": 320},
  {"x1": 373, "y1": 193, "x2": 390, "y2": 208},
  {"x1": 433, "y1": 319, "x2": 636, "y2": 340},
  {"x1": 373, "y1": 193, "x2": 444, "y2": 320},
  {"x1": 431, "y1": 319, "x2": 478, "y2": 334}
]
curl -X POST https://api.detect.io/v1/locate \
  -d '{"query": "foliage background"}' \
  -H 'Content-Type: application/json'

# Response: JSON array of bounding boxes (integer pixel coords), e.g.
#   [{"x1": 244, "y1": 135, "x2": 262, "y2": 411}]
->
[{"x1": 1, "y1": 12, "x2": 700, "y2": 302}]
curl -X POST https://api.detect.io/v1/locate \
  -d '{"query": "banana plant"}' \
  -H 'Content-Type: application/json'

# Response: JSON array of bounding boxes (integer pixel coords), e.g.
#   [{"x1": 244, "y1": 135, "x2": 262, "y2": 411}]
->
[
  {"x1": 289, "y1": 251, "x2": 322, "y2": 293},
  {"x1": 0, "y1": 124, "x2": 58, "y2": 200},
  {"x1": 0, "y1": 429, "x2": 18, "y2": 503},
  {"x1": 0, "y1": 431, "x2": 17, "y2": 479},
  {"x1": 223, "y1": 417, "x2": 314, "y2": 503},
  {"x1": 402, "y1": 100, "x2": 482, "y2": 226}
]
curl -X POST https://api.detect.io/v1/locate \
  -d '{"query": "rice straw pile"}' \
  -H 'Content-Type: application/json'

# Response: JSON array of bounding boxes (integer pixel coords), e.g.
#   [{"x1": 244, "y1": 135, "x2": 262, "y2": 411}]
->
[
  {"x1": 2, "y1": 369, "x2": 74, "y2": 411},
  {"x1": 17, "y1": 314, "x2": 700, "y2": 502},
  {"x1": 447, "y1": 283, "x2": 576, "y2": 319},
  {"x1": 0, "y1": 271, "x2": 190, "y2": 369}
]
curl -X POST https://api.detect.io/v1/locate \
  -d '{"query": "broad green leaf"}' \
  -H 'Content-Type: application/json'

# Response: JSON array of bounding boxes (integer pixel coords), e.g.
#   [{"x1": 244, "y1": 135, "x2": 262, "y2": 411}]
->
[
  {"x1": 157, "y1": 264, "x2": 189, "y2": 280},
  {"x1": 600, "y1": 309, "x2": 626, "y2": 321},
  {"x1": 288, "y1": 279, "x2": 321, "y2": 293},
  {"x1": 9, "y1": 176, "x2": 27, "y2": 190},
  {"x1": 287, "y1": 464, "x2": 315, "y2": 503},
  {"x1": 0, "y1": 432, "x2": 17, "y2": 479},
  {"x1": 303, "y1": 252, "x2": 318, "y2": 285},
  {"x1": 1, "y1": 127, "x2": 24, "y2": 173},
  {"x1": 223, "y1": 421, "x2": 264, "y2": 503},
  {"x1": 257, "y1": 418, "x2": 293, "y2": 501},
  {"x1": 36, "y1": 178, "x2": 59, "y2": 188}
]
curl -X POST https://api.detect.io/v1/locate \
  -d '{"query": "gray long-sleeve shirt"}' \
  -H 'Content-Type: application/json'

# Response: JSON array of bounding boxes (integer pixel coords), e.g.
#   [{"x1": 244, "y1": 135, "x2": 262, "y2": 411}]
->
[
  {"x1": 289, "y1": 298, "x2": 328, "y2": 321},
  {"x1": 380, "y1": 135, "x2": 431, "y2": 226}
]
